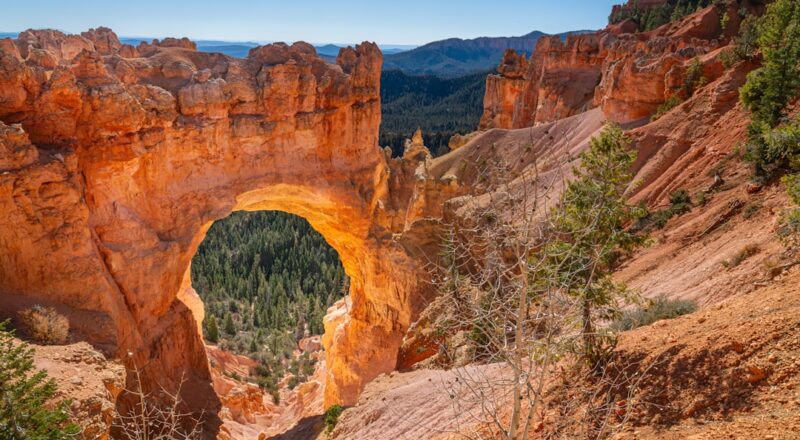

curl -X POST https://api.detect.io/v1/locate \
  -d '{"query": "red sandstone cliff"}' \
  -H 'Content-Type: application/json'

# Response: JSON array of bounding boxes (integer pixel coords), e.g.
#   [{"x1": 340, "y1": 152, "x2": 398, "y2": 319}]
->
[
  {"x1": 480, "y1": 3, "x2": 743, "y2": 129},
  {"x1": 0, "y1": 27, "x2": 445, "y2": 429}
]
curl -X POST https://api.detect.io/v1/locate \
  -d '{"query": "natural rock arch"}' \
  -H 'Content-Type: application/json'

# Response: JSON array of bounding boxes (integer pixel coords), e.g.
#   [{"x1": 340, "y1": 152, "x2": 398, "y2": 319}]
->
[{"x1": 0, "y1": 28, "x2": 435, "y2": 420}]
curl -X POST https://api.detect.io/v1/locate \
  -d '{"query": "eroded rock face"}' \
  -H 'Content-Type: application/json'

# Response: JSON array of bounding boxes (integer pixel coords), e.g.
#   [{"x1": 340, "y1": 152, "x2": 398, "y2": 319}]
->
[
  {"x1": 480, "y1": 5, "x2": 731, "y2": 128},
  {"x1": 0, "y1": 28, "x2": 442, "y2": 427}
]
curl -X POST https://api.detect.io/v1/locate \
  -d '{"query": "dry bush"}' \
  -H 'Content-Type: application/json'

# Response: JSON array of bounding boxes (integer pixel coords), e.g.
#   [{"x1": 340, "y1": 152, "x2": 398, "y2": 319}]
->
[
  {"x1": 611, "y1": 296, "x2": 698, "y2": 331},
  {"x1": 425, "y1": 125, "x2": 649, "y2": 439},
  {"x1": 721, "y1": 243, "x2": 760, "y2": 269},
  {"x1": 113, "y1": 366, "x2": 204, "y2": 440},
  {"x1": 18, "y1": 305, "x2": 69, "y2": 345}
]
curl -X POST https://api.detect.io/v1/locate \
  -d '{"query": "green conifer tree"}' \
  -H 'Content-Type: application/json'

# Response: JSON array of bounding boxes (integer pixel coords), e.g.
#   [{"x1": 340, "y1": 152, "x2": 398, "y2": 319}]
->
[
  {"x1": 223, "y1": 313, "x2": 236, "y2": 336},
  {"x1": 205, "y1": 315, "x2": 220, "y2": 343},
  {"x1": 0, "y1": 322, "x2": 80, "y2": 439},
  {"x1": 542, "y1": 125, "x2": 646, "y2": 368}
]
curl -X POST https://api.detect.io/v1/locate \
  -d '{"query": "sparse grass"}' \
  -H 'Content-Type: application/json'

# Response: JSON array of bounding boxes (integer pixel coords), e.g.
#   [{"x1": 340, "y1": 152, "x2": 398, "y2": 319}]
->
[
  {"x1": 696, "y1": 192, "x2": 709, "y2": 206},
  {"x1": 742, "y1": 203, "x2": 762, "y2": 219},
  {"x1": 722, "y1": 244, "x2": 760, "y2": 269},
  {"x1": 612, "y1": 296, "x2": 698, "y2": 331},
  {"x1": 651, "y1": 95, "x2": 683, "y2": 122},
  {"x1": 762, "y1": 255, "x2": 785, "y2": 278},
  {"x1": 18, "y1": 305, "x2": 69, "y2": 345},
  {"x1": 707, "y1": 148, "x2": 740, "y2": 179}
]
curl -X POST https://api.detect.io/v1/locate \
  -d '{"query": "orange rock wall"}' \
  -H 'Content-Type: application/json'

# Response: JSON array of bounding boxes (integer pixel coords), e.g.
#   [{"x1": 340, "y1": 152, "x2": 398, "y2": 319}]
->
[
  {"x1": 480, "y1": 5, "x2": 732, "y2": 128},
  {"x1": 0, "y1": 28, "x2": 443, "y2": 425}
]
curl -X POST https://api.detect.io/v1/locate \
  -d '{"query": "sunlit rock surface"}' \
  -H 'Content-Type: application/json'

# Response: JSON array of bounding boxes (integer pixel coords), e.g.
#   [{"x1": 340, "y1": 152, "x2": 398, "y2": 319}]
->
[
  {"x1": 0, "y1": 28, "x2": 452, "y2": 428},
  {"x1": 480, "y1": 5, "x2": 736, "y2": 128}
]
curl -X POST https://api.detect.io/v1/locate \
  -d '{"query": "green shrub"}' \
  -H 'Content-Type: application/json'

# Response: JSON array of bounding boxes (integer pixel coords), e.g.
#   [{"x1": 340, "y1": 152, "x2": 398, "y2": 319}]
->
[
  {"x1": 744, "y1": 117, "x2": 800, "y2": 179},
  {"x1": 669, "y1": 188, "x2": 692, "y2": 206},
  {"x1": 778, "y1": 209, "x2": 800, "y2": 248},
  {"x1": 324, "y1": 404, "x2": 344, "y2": 434},
  {"x1": 720, "y1": 11, "x2": 730, "y2": 31},
  {"x1": 696, "y1": 192, "x2": 709, "y2": 206},
  {"x1": 640, "y1": 188, "x2": 693, "y2": 229},
  {"x1": 0, "y1": 321, "x2": 80, "y2": 439},
  {"x1": 785, "y1": 173, "x2": 800, "y2": 205},
  {"x1": 742, "y1": 203, "x2": 762, "y2": 219},
  {"x1": 649, "y1": 209, "x2": 673, "y2": 229},
  {"x1": 733, "y1": 14, "x2": 760, "y2": 61},
  {"x1": 287, "y1": 375, "x2": 300, "y2": 390},
  {"x1": 778, "y1": 174, "x2": 800, "y2": 249},
  {"x1": 721, "y1": 14, "x2": 761, "y2": 69},
  {"x1": 719, "y1": 48, "x2": 741, "y2": 69},
  {"x1": 683, "y1": 58, "x2": 707, "y2": 97},
  {"x1": 651, "y1": 95, "x2": 683, "y2": 121},
  {"x1": 612, "y1": 297, "x2": 698, "y2": 331}
]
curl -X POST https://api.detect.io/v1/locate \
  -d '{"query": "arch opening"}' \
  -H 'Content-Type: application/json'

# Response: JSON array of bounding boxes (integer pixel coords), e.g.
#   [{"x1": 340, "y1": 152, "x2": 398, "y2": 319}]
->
[
  {"x1": 191, "y1": 209, "x2": 347, "y2": 406},
  {"x1": 0, "y1": 30, "x2": 434, "y2": 436}
]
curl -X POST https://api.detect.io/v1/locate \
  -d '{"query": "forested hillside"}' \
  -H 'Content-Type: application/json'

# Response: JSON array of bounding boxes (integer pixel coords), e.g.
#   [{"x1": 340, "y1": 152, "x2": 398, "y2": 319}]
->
[
  {"x1": 609, "y1": 0, "x2": 715, "y2": 31},
  {"x1": 192, "y1": 211, "x2": 346, "y2": 351},
  {"x1": 382, "y1": 31, "x2": 544, "y2": 76},
  {"x1": 380, "y1": 69, "x2": 488, "y2": 156}
]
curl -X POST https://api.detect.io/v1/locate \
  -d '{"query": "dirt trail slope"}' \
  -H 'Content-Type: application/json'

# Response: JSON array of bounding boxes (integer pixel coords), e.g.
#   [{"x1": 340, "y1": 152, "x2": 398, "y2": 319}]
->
[{"x1": 330, "y1": 268, "x2": 800, "y2": 439}]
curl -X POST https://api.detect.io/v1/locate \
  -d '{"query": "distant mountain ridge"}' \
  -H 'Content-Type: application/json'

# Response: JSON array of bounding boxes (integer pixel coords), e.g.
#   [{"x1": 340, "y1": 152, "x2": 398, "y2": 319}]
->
[
  {"x1": 383, "y1": 30, "x2": 593, "y2": 77},
  {"x1": 0, "y1": 31, "x2": 413, "y2": 60},
  {"x1": 118, "y1": 37, "x2": 413, "y2": 60},
  {"x1": 2, "y1": 29, "x2": 590, "y2": 76}
]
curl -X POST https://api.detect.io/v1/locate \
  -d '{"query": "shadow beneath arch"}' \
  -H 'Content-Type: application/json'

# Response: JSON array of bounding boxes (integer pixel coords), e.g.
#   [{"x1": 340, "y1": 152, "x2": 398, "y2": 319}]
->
[
  {"x1": 266, "y1": 415, "x2": 325, "y2": 440},
  {"x1": 113, "y1": 297, "x2": 224, "y2": 439}
]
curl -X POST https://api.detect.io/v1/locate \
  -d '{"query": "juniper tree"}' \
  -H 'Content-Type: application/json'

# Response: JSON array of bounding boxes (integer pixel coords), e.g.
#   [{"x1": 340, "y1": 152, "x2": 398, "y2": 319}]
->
[
  {"x1": 541, "y1": 125, "x2": 646, "y2": 369},
  {"x1": 0, "y1": 322, "x2": 79, "y2": 440}
]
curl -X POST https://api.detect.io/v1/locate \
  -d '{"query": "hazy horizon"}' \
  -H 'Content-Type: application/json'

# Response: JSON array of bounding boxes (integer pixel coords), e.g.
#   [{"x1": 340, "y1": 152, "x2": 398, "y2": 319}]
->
[
  {"x1": 0, "y1": 30, "x2": 420, "y2": 49},
  {"x1": 2, "y1": 0, "x2": 618, "y2": 46}
]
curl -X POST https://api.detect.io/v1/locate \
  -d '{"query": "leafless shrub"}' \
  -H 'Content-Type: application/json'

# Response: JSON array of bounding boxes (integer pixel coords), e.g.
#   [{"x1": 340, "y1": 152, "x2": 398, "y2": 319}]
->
[
  {"x1": 18, "y1": 305, "x2": 69, "y2": 344},
  {"x1": 426, "y1": 125, "x2": 650, "y2": 439},
  {"x1": 113, "y1": 365, "x2": 204, "y2": 440}
]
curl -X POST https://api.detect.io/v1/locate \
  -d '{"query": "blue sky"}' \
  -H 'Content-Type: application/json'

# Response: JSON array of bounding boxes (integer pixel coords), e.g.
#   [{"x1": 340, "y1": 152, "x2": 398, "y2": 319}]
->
[{"x1": 1, "y1": 0, "x2": 620, "y2": 45}]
